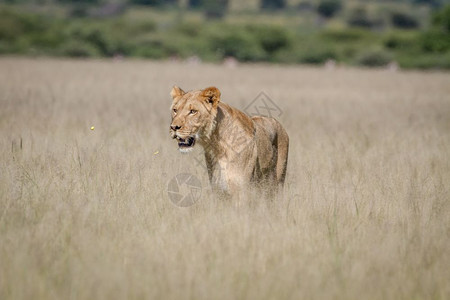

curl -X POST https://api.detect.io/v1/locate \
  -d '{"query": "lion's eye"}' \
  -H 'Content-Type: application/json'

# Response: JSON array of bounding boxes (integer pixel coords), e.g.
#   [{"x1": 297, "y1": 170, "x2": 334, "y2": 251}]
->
[
  {"x1": 189, "y1": 110, "x2": 197, "y2": 115},
  {"x1": 173, "y1": 109, "x2": 177, "y2": 114}
]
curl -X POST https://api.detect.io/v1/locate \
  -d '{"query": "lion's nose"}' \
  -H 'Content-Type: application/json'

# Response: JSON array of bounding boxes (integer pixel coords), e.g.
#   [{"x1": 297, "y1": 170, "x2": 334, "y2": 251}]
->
[{"x1": 171, "y1": 125, "x2": 181, "y2": 131}]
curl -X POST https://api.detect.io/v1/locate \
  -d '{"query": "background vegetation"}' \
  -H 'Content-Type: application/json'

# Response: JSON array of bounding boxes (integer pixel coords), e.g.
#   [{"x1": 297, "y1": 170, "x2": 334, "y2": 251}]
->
[{"x1": 1, "y1": 0, "x2": 450, "y2": 68}]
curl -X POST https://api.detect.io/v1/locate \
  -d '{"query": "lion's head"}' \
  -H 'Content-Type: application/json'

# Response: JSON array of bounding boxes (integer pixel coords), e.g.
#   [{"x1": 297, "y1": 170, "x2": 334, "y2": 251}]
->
[{"x1": 170, "y1": 86, "x2": 221, "y2": 152}]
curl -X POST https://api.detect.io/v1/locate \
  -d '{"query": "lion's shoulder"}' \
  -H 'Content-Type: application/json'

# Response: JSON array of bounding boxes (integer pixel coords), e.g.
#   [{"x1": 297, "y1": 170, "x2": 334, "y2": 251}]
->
[{"x1": 217, "y1": 103, "x2": 255, "y2": 135}]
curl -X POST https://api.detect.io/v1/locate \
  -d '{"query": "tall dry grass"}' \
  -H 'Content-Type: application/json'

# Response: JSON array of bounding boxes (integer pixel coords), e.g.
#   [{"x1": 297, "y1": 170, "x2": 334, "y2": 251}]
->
[{"x1": 0, "y1": 58, "x2": 449, "y2": 300}]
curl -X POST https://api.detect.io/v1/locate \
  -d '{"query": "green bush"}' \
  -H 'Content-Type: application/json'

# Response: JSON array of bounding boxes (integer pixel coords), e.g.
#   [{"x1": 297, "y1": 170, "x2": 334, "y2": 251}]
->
[
  {"x1": 174, "y1": 21, "x2": 202, "y2": 37},
  {"x1": 397, "y1": 52, "x2": 450, "y2": 69},
  {"x1": 131, "y1": 34, "x2": 188, "y2": 59},
  {"x1": 0, "y1": 9, "x2": 26, "y2": 41},
  {"x1": 391, "y1": 11, "x2": 419, "y2": 29},
  {"x1": 431, "y1": 4, "x2": 450, "y2": 31},
  {"x1": 421, "y1": 29, "x2": 450, "y2": 52},
  {"x1": 413, "y1": 0, "x2": 444, "y2": 9},
  {"x1": 188, "y1": 0, "x2": 202, "y2": 8},
  {"x1": 356, "y1": 49, "x2": 393, "y2": 66},
  {"x1": 0, "y1": 8, "x2": 50, "y2": 41},
  {"x1": 420, "y1": 5, "x2": 450, "y2": 53},
  {"x1": 129, "y1": 0, "x2": 164, "y2": 6},
  {"x1": 203, "y1": 0, "x2": 228, "y2": 19},
  {"x1": 64, "y1": 23, "x2": 137, "y2": 56},
  {"x1": 60, "y1": 40, "x2": 100, "y2": 57},
  {"x1": 248, "y1": 25, "x2": 291, "y2": 55},
  {"x1": 317, "y1": 0, "x2": 342, "y2": 18},
  {"x1": 208, "y1": 26, "x2": 265, "y2": 61},
  {"x1": 187, "y1": 0, "x2": 229, "y2": 19},
  {"x1": 296, "y1": 44, "x2": 338, "y2": 64},
  {"x1": 383, "y1": 32, "x2": 420, "y2": 51},
  {"x1": 347, "y1": 7, "x2": 383, "y2": 29},
  {"x1": 57, "y1": 0, "x2": 99, "y2": 4},
  {"x1": 68, "y1": 5, "x2": 89, "y2": 18},
  {"x1": 320, "y1": 28, "x2": 369, "y2": 42},
  {"x1": 261, "y1": 0, "x2": 286, "y2": 10},
  {"x1": 0, "y1": 41, "x2": 11, "y2": 54},
  {"x1": 83, "y1": 29, "x2": 112, "y2": 55}
]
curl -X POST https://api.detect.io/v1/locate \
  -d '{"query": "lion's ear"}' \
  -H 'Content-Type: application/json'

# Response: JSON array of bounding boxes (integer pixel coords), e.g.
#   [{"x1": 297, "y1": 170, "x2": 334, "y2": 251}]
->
[
  {"x1": 201, "y1": 86, "x2": 221, "y2": 108},
  {"x1": 170, "y1": 86, "x2": 185, "y2": 99}
]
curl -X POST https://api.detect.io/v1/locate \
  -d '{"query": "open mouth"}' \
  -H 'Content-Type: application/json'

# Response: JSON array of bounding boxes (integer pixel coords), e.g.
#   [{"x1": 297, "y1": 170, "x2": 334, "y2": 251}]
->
[{"x1": 177, "y1": 136, "x2": 196, "y2": 149}]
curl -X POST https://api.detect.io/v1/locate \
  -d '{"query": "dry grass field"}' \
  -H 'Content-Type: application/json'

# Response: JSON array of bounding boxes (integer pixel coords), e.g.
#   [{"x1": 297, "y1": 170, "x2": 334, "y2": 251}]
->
[{"x1": 0, "y1": 58, "x2": 449, "y2": 300}]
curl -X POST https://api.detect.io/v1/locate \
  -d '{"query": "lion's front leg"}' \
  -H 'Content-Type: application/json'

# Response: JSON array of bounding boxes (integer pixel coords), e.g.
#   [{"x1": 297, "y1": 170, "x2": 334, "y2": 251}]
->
[
  {"x1": 204, "y1": 141, "x2": 258, "y2": 201},
  {"x1": 224, "y1": 146, "x2": 258, "y2": 201},
  {"x1": 208, "y1": 161, "x2": 245, "y2": 199}
]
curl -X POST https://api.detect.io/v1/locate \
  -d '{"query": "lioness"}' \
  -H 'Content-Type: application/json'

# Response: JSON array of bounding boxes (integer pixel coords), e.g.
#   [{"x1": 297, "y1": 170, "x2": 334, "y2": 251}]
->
[{"x1": 170, "y1": 86, "x2": 289, "y2": 198}]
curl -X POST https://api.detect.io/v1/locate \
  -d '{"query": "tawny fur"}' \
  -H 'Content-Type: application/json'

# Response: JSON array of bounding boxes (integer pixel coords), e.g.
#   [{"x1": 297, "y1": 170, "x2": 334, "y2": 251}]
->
[{"x1": 170, "y1": 86, "x2": 289, "y2": 199}]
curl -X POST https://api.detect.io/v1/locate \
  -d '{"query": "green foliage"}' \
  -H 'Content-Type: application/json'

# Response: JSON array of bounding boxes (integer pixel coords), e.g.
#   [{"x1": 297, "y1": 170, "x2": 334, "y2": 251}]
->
[
  {"x1": 413, "y1": 0, "x2": 444, "y2": 9},
  {"x1": 397, "y1": 52, "x2": 450, "y2": 69},
  {"x1": 187, "y1": 0, "x2": 228, "y2": 19},
  {"x1": 57, "y1": 0, "x2": 100, "y2": 4},
  {"x1": 320, "y1": 28, "x2": 370, "y2": 42},
  {"x1": 174, "y1": 21, "x2": 202, "y2": 36},
  {"x1": 0, "y1": 3, "x2": 449, "y2": 69},
  {"x1": 432, "y1": 4, "x2": 450, "y2": 31},
  {"x1": 347, "y1": 7, "x2": 383, "y2": 29},
  {"x1": 0, "y1": 8, "x2": 49, "y2": 41},
  {"x1": 131, "y1": 37, "x2": 169, "y2": 58},
  {"x1": 420, "y1": 29, "x2": 450, "y2": 52},
  {"x1": 207, "y1": 25, "x2": 266, "y2": 61},
  {"x1": 68, "y1": 5, "x2": 89, "y2": 18},
  {"x1": 60, "y1": 40, "x2": 100, "y2": 57},
  {"x1": 317, "y1": 0, "x2": 342, "y2": 18},
  {"x1": 420, "y1": 5, "x2": 450, "y2": 52},
  {"x1": 390, "y1": 11, "x2": 419, "y2": 29},
  {"x1": 203, "y1": 0, "x2": 228, "y2": 19},
  {"x1": 248, "y1": 25, "x2": 291, "y2": 55},
  {"x1": 299, "y1": 47, "x2": 338, "y2": 64},
  {"x1": 127, "y1": 0, "x2": 177, "y2": 5},
  {"x1": 188, "y1": 0, "x2": 202, "y2": 8},
  {"x1": 130, "y1": 0, "x2": 163, "y2": 6},
  {"x1": 383, "y1": 31, "x2": 420, "y2": 50},
  {"x1": 356, "y1": 49, "x2": 393, "y2": 66},
  {"x1": 261, "y1": 0, "x2": 286, "y2": 10}
]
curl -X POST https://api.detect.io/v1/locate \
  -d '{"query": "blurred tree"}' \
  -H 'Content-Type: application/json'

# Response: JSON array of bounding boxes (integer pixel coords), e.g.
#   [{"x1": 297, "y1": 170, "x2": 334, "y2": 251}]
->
[
  {"x1": 413, "y1": 0, "x2": 444, "y2": 9},
  {"x1": 204, "y1": 0, "x2": 228, "y2": 19},
  {"x1": 317, "y1": 0, "x2": 342, "y2": 18},
  {"x1": 188, "y1": 0, "x2": 202, "y2": 7},
  {"x1": 68, "y1": 5, "x2": 89, "y2": 18},
  {"x1": 391, "y1": 11, "x2": 419, "y2": 29},
  {"x1": 260, "y1": 0, "x2": 286, "y2": 10},
  {"x1": 421, "y1": 4, "x2": 450, "y2": 52},
  {"x1": 347, "y1": 7, "x2": 374, "y2": 28},
  {"x1": 356, "y1": 49, "x2": 392, "y2": 67},
  {"x1": 188, "y1": 0, "x2": 229, "y2": 19},
  {"x1": 129, "y1": 0, "x2": 162, "y2": 5},
  {"x1": 249, "y1": 25, "x2": 290, "y2": 55},
  {"x1": 432, "y1": 4, "x2": 450, "y2": 31},
  {"x1": 57, "y1": 0, "x2": 100, "y2": 4},
  {"x1": 129, "y1": 0, "x2": 177, "y2": 6},
  {"x1": 297, "y1": 1, "x2": 314, "y2": 12}
]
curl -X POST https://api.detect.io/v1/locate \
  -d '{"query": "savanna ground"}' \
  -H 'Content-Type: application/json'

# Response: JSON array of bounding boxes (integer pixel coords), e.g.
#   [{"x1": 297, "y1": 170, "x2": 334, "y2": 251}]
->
[{"x1": 0, "y1": 57, "x2": 449, "y2": 300}]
